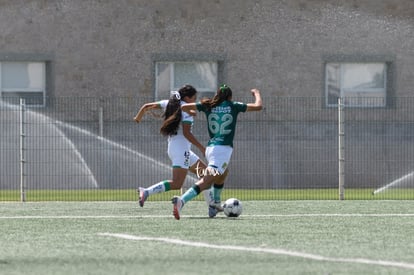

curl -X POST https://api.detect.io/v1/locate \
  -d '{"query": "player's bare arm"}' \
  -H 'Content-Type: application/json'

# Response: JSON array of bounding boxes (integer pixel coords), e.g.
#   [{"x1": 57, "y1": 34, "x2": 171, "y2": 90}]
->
[
  {"x1": 181, "y1": 103, "x2": 197, "y2": 113},
  {"x1": 134, "y1": 102, "x2": 159, "y2": 123},
  {"x1": 246, "y1": 88, "x2": 263, "y2": 112}
]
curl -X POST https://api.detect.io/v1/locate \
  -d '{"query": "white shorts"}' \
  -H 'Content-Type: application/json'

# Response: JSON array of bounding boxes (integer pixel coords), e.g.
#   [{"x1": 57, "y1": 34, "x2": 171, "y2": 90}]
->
[
  {"x1": 205, "y1": 145, "x2": 233, "y2": 174},
  {"x1": 168, "y1": 139, "x2": 199, "y2": 169}
]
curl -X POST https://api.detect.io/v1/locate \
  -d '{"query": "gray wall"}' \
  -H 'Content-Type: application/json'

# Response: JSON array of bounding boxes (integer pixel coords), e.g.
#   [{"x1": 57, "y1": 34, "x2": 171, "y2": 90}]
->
[{"x1": 0, "y1": 0, "x2": 413, "y2": 99}]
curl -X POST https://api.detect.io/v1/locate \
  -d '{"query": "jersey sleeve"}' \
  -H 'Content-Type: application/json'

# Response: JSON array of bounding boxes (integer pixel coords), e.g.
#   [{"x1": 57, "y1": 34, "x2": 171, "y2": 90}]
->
[
  {"x1": 158, "y1": 100, "x2": 169, "y2": 111},
  {"x1": 195, "y1": 102, "x2": 206, "y2": 112},
  {"x1": 182, "y1": 111, "x2": 194, "y2": 124},
  {"x1": 233, "y1": 101, "x2": 248, "y2": 112}
]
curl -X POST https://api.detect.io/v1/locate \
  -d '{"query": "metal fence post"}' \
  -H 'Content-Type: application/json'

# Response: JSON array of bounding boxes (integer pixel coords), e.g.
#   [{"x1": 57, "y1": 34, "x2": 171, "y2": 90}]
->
[
  {"x1": 20, "y1": 98, "x2": 26, "y2": 202},
  {"x1": 338, "y1": 97, "x2": 345, "y2": 200},
  {"x1": 99, "y1": 106, "x2": 104, "y2": 137}
]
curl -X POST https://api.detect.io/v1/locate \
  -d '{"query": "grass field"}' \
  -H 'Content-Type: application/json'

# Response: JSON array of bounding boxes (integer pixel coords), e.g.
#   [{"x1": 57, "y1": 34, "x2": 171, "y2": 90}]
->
[
  {"x1": 1, "y1": 188, "x2": 413, "y2": 201},
  {"x1": 1, "y1": 200, "x2": 414, "y2": 274}
]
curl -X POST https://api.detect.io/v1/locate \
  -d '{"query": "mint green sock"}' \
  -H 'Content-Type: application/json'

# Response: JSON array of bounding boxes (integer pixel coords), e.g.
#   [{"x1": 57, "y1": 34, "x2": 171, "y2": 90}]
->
[
  {"x1": 213, "y1": 184, "x2": 224, "y2": 202},
  {"x1": 181, "y1": 185, "x2": 201, "y2": 204},
  {"x1": 147, "y1": 180, "x2": 170, "y2": 195}
]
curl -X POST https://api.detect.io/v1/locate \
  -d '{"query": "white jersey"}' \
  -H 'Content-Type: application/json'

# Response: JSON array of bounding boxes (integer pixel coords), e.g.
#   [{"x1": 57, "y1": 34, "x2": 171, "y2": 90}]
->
[
  {"x1": 158, "y1": 99, "x2": 194, "y2": 143},
  {"x1": 158, "y1": 99, "x2": 198, "y2": 169},
  {"x1": 159, "y1": 99, "x2": 194, "y2": 143}
]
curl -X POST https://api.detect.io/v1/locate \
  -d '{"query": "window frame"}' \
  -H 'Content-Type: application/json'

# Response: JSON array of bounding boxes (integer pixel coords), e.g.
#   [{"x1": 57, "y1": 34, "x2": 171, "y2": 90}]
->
[
  {"x1": 155, "y1": 61, "x2": 219, "y2": 100},
  {"x1": 0, "y1": 61, "x2": 47, "y2": 107},
  {"x1": 323, "y1": 55, "x2": 395, "y2": 108},
  {"x1": 152, "y1": 54, "x2": 226, "y2": 101},
  {"x1": 325, "y1": 62, "x2": 387, "y2": 108}
]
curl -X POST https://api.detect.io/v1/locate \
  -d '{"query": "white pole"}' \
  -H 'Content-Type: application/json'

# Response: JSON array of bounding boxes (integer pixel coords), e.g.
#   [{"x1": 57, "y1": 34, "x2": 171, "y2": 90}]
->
[
  {"x1": 338, "y1": 97, "x2": 345, "y2": 200},
  {"x1": 99, "y1": 106, "x2": 104, "y2": 137},
  {"x1": 20, "y1": 98, "x2": 26, "y2": 202}
]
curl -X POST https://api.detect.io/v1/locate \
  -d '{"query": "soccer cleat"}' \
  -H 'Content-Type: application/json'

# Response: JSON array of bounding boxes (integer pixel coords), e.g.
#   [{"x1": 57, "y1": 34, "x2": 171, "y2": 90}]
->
[
  {"x1": 172, "y1": 196, "x2": 184, "y2": 220},
  {"x1": 137, "y1": 187, "x2": 148, "y2": 207},
  {"x1": 203, "y1": 188, "x2": 214, "y2": 206},
  {"x1": 208, "y1": 201, "x2": 223, "y2": 218},
  {"x1": 208, "y1": 205, "x2": 219, "y2": 218}
]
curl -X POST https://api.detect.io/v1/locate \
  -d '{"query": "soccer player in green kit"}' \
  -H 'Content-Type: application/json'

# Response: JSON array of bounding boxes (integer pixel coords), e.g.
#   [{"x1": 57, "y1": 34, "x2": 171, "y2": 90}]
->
[{"x1": 172, "y1": 84, "x2": 263, "y2": 219}]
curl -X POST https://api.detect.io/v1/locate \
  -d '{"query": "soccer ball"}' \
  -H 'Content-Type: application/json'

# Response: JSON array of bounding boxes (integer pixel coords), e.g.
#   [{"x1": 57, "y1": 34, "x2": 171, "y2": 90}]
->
[{"x1": 223, "y1": 198, "x2": 243, "y2": 217}]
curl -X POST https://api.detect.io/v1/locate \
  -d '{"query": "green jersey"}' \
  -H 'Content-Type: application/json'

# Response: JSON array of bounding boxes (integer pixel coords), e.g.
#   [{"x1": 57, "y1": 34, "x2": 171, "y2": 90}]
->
[{"x1": 196, "y1": 100, "x2": 248, "y2": 147}]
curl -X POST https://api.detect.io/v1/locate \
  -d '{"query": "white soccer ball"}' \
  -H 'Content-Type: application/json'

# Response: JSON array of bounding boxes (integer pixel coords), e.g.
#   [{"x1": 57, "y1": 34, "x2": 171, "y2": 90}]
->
[{"x1": 223, "y1": 198, "x2": 243, "y2": 217}]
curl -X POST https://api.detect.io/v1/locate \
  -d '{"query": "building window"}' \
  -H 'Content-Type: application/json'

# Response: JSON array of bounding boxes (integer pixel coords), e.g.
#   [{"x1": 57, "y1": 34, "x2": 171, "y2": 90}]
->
[
  {"x1": 155, "y1": 61, "x2": 218, "y2": 100},
  {"x1": 325, "y1": 62, "x2": 387, "y2": 107},
  {"x1": 0, "y1": 62, "x2": 46, "y2": 107}
]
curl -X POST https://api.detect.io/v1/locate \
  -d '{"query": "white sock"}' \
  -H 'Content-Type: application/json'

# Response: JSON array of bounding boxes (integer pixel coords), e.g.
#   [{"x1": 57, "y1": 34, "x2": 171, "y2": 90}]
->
[{"x1": 146, "y1": 180, "x2": 169, "y2": 195}]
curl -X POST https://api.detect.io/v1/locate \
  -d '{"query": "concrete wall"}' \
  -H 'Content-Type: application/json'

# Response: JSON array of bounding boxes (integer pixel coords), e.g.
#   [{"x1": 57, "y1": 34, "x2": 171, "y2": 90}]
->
[{"x1": 0, "y1": 0, "x2": 413, "y2": 99}]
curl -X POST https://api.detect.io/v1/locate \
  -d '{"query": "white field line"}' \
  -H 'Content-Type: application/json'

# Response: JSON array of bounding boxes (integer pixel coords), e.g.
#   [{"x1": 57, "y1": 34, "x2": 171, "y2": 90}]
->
[
  {"x1": 98, "y1": 233, "x2": 414, "y2": 271},
  {"x1": 1, "y1": 213, "x2": 414, "y2": 219}
]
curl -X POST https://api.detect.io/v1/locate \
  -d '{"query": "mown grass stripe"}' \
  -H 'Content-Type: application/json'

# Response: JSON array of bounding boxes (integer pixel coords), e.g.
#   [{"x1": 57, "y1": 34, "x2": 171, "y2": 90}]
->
[{"x1": 98, "y1": 233, "x2": 414, "y2": 271}]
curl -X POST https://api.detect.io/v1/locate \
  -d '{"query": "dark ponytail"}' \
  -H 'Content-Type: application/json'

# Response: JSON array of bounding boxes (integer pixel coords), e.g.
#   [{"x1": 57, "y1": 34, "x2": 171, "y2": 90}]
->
[
  {"x1": 160, "y1": 84, "x2": 198, "y2": 136},
  {"x1": 200, "y1": 84, "x2": 232, "y2": 111},
  {"x1": 160, "y1": 95, "x2": 181, "y2": 136}
]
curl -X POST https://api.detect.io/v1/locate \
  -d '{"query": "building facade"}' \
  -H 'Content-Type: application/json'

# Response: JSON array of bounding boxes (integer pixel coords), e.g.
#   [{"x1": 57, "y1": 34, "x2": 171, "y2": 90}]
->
[
  {"x1": 0, "y1": 0, "x2": 413, "y2": 104},
  {"x1": 1, "y1": 0, "x2": 414, "y2": 192}
]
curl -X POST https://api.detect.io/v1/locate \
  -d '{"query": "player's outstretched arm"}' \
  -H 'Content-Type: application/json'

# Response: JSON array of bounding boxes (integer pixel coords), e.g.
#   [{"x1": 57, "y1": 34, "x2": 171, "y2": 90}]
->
[
  {"x1": 181, "y1": 103, "x2": 197, "y2": 113},
  {"x1": 246, "y1": 88, "x2": 263, "y2": 112},
  {"x1": 133, "y1": 102, "x2": 159, "y2": 123}
]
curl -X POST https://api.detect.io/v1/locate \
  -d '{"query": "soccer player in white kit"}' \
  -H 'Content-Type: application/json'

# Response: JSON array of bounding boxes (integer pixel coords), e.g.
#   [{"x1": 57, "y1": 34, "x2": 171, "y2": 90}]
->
[{"x1": 134, "y1": 84, "x2": 220, "y2": 212}]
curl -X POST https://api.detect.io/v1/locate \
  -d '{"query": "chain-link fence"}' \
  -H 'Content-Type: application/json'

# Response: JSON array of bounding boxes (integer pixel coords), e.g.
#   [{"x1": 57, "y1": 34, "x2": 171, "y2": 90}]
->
[{"x1": 1, "y1": 96, "x2": 413, "y2": 201}]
